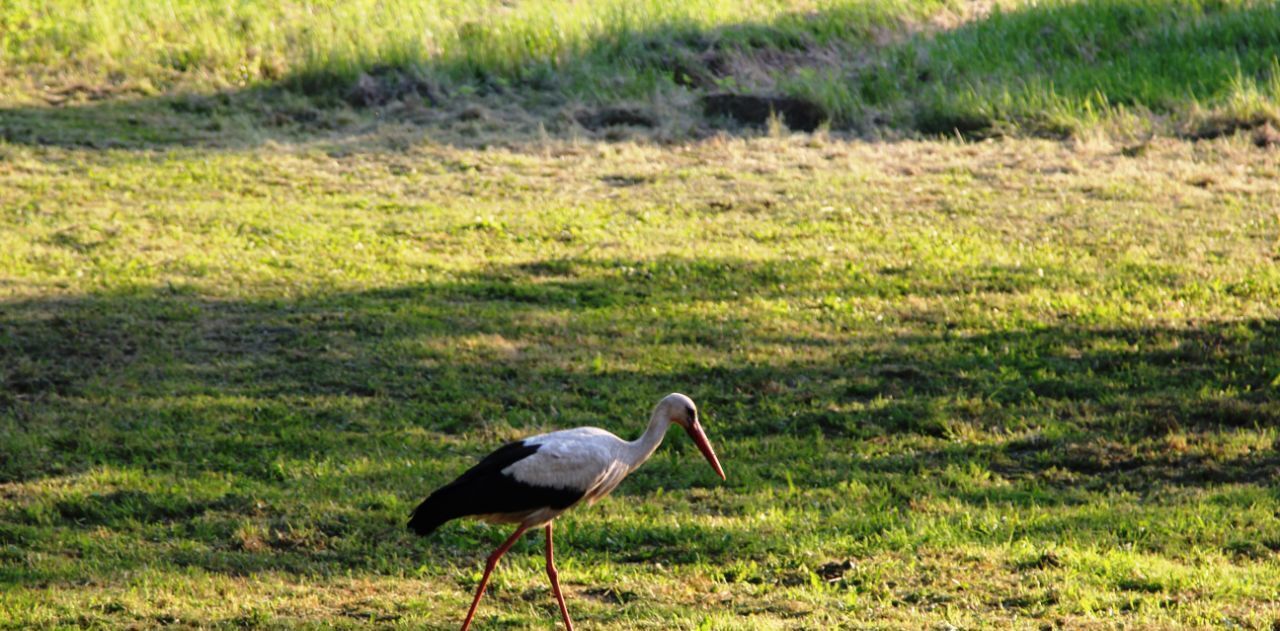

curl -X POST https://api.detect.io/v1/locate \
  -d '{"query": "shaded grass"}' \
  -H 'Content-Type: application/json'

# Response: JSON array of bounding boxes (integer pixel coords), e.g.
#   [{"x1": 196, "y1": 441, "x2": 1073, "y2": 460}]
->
[
  {"x1": 3, "y1": 134, "x2": 1280, "y2": 628},
  {"x1": 3, "y1": 1, "x2": 1280, "y2": 142},
  {"x1": 2, "y1": 1, "x2": 948, "y2": 92}
]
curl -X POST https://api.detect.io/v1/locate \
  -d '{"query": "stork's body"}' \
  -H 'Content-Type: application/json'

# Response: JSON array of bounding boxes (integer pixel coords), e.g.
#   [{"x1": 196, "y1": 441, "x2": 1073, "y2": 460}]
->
[{"x1": 408, "y1": 393, "x2": 725, "y2": 630}]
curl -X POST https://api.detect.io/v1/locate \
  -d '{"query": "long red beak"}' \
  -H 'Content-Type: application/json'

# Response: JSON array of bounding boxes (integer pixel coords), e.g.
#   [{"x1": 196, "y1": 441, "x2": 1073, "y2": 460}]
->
[{"x1": 686, "y1": 420, "x2": 726, "y2": 480}]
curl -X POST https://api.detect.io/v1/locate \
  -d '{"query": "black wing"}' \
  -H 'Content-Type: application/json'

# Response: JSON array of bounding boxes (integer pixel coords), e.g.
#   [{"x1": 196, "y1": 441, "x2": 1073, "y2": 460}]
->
[{"x1": 407, "y1": 440, "x2": 585, "y2": 536}]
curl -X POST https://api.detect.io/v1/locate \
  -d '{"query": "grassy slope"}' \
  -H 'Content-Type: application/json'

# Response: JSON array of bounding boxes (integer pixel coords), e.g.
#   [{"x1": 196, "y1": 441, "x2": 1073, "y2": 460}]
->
[
  {"x1": 3, "y1": 0, "x2": 1280, "y2": 138},
  {"x1": 4, "y1": 1, "x2": 1280, "y2": 629},
  {"x1": 3, "y1": 133, "x2": 1280, "y2": 628}
]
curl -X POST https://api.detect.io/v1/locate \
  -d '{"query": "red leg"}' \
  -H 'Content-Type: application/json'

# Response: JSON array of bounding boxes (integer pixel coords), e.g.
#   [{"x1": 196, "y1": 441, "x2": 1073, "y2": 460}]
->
[
  {"x1": 545, "y1": 522, "x2": 575, "y2": 631},
  {"x1": 460, "y1": 525, "x2": 530, "y2": 631}
]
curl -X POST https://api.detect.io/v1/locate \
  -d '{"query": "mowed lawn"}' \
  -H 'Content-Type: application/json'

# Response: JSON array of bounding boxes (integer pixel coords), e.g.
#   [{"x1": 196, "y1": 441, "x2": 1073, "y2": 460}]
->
[
  {"x1": 4, "y1": 0, "x2": 1280, "y2": 629},
  {"x1": 3, "y1": 133, "x2": 1280, "y2": 629}
]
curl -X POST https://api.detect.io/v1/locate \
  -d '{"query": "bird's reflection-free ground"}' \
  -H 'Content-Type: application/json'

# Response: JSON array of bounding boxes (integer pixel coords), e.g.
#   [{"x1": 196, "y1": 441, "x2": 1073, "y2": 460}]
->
[{"x1": 3, "y1": 135, "x2": 1280, "y2": 629}]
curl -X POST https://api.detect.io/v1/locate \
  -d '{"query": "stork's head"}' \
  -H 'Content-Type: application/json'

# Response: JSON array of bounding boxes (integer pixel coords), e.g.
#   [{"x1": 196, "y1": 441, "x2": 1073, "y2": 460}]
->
[{"x1": 657, "y1": 393, "x2": 726, "y2": 480}]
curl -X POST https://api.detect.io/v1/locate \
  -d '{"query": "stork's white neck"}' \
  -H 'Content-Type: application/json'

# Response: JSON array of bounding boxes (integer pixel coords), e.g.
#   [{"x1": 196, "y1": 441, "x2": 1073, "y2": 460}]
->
[{"x1": 623, "y1": 409, "x2": 672, "y2": 471}]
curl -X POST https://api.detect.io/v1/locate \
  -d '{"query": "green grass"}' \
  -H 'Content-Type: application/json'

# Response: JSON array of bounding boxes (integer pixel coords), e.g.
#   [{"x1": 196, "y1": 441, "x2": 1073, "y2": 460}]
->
[
  {"x1": 4, "y1": 1, "x2": 1280, "y2": 629},
  {"x1": 3, "y1": 0, "x2": 1280, "y2": 139},
  {"x1": 3, "y1": 133, "x2": 1280, "y2": 628}
]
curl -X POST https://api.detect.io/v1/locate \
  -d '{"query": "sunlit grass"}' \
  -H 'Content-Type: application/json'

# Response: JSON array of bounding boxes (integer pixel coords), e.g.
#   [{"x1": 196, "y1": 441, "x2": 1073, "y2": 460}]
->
[
  {"x1": 3, "y1": 1, "x2": 1280, "y2": 627},
  {"x1": 3, "y1": 133, "x2": 1280, "y2": 628},
  {"x1": 3, "y1": 0, "x2": 1279, "y2": 137}
]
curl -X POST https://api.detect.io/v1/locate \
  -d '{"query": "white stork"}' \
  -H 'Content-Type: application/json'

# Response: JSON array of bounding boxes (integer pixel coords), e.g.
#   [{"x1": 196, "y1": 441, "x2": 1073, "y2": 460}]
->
[{"x1": 408, "y1": 393, "x2": 726, "y2": 630}]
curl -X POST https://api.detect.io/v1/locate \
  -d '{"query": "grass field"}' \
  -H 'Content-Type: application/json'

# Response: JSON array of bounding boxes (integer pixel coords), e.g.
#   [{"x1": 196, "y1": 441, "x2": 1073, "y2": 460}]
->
[
  {"x1": 4, "y1": 1, "x2": 1280, "y2": 629},
  {"x1": 4, "y1": 0, "x2": 1280, "y2": 140}
]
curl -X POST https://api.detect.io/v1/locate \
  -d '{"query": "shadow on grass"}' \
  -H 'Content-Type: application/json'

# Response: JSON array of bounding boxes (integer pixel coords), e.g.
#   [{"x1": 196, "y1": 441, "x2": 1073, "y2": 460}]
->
[
  {"x1": 2, "y1": 256, "x2": 1279, "y2": 582},
  {"x1": 2, "y1": 0, "x2": 1279, "y2": 150},
  {"x1": 3, "y1": 256, "x2": 1277, "y2": 463}
]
